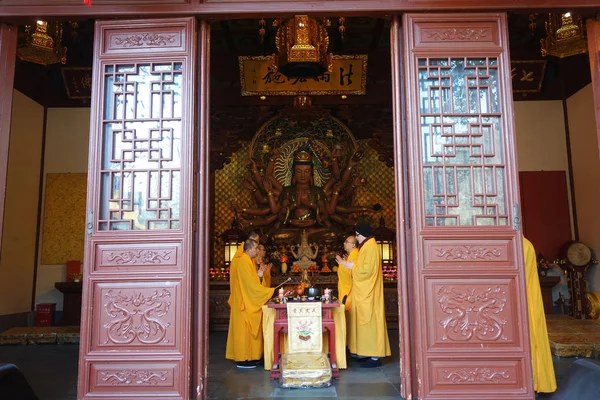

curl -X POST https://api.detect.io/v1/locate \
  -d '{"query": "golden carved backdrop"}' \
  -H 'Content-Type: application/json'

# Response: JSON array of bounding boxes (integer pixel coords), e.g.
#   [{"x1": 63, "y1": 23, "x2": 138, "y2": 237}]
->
[
  {"x1": 41, "y1": 173, "x2": 87, "y2": 264},
  {"x1": 213, "y1": 140, "x2": 395, "y2": 267}
]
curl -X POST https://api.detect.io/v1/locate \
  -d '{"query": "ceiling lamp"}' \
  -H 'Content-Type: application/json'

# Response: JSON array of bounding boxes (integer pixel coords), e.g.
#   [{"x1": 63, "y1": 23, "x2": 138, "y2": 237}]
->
[
  {"x1": 541, "y1": 12, "x2": 588, "y2": 58},
  {"x1": 17, "y1": 20, "x2": 67, "y2": 66},
  {"x1": 272, "y1": 15, "x2": 333, "y2": 79}
]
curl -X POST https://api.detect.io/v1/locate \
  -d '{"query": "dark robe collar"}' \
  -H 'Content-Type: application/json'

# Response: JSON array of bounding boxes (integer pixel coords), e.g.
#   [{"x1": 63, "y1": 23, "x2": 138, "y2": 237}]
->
[{"x1": 358, "y1": 236, "x2": 374, "y2": 250}]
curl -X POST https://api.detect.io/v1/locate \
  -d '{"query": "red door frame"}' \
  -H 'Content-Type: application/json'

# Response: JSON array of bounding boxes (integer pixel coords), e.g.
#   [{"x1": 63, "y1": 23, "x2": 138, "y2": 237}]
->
[
  {"x1": 391, "y1": 16, "x2": 413, "y2": 399},
  {"x1": 194, "y1": 20, "x2": 211, "y2": 400},
  {"x1": 0, "y1": 23, "x2": 17, "y2": 246}
]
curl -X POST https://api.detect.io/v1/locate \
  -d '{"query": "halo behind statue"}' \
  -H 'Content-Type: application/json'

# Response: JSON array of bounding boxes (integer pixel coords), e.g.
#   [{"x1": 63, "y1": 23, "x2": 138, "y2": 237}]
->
[{"x1": 249, "y1": 114, "x2": 357, "y2": 188}]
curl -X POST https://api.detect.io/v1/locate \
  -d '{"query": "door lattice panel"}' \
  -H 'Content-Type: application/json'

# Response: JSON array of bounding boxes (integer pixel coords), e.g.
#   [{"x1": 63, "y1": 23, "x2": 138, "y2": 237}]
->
[
  {"x1": 99, "y1": 62, "x2": 183, "y2": 231},
  {"x1": 418, "y1": 57, "x2": 508, "y2": 227}
]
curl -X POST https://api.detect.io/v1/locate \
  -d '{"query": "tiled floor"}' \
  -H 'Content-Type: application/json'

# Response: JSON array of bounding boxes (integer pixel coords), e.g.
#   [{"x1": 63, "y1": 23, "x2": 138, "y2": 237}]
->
[
  {"x1": 207, "y1": 330, "x2": 403, "y2": 399},
  {"x1": 0, "y1": 329, "x2": 583, "y2": 400}
]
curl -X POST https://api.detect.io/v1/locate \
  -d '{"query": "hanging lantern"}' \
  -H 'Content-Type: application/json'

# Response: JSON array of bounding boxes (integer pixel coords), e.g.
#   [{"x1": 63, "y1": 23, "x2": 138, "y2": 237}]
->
[
  {"x1": 541, "y1": 12, "x2": 588, "y2": 58},
  {"x1": 17, "y1": 20, "x2": 67, "y2": 66},
  {"x1": 373, "y1": 217, "x2": 396, "y2": 266},
  {"x1": 272, "y1": 15, "x2": 333, "y2": 79},
  {"x1": 221, "y1": 218, "x2": 246, "y2": 266}
]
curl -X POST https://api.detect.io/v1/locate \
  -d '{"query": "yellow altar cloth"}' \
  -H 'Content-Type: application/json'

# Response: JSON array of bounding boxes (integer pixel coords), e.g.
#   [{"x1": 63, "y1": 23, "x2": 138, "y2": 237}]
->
[{"x1": 262, "y1": 304, "x2": 347, "y2": 370}]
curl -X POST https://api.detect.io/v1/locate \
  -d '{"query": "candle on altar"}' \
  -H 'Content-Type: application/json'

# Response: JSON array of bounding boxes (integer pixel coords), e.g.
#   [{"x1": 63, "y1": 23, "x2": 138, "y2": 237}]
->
[
  {"x1": 278, "y1": 288, "x2": 285, "y2": 300},
  {"x1": 323, "y1": 288, "x2": 331, "y2": 302}
]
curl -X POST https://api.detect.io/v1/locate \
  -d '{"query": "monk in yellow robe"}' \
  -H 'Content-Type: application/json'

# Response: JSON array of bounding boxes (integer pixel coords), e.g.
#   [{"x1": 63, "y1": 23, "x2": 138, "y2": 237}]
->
[
  {"x1": 233, "y1": 231, "x2": 260, "y2": 259},
  {"x1": 256, "y1": 244, "x2": 272, "y2": 288},
  {"x1": 233, "y1": 232, "x2": 268, "y2": 284},
  {"x1": 339, "y1": 223, "x2": 391, "y2": 368},
  {"x1": 337, "y1": 236, "x2": 358, "y2": 312},
  {"x1": 523, "y1": 237, "x2": 556, "y2": 393},
  {"x1": 226, "y1": 239, "x2": 275, "y2": 368}
]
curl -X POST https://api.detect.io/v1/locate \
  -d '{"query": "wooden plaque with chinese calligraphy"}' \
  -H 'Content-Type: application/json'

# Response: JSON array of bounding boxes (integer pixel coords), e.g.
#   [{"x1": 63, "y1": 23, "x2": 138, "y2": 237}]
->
[{"x1": 239, "y1": 55, "x2": 367, "y2": 96}]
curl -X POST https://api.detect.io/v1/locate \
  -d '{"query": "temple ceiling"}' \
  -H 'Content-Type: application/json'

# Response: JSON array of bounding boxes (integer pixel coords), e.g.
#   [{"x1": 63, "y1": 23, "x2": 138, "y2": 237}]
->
[{"x1": 12, "y1": 14, "x2": 591, "y2": 170}]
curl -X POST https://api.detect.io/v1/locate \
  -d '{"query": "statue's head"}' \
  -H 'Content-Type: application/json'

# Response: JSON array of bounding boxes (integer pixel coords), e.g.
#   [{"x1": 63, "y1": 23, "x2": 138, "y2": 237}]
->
[
  {"x1": 293, "y1": 149, "x2": 313, "y2": 166},
  {"x1": 292, "y1": 148, "x2": 314, "y2": 185}
]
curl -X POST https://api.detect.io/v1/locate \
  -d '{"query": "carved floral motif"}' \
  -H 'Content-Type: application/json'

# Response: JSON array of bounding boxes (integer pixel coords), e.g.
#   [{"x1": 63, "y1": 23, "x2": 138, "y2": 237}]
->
[
  {"x1": 103, "y1": 289, "x2": 172, "y2": 345},
  {"x1": 434, "y1": 246, "x2": 502, "y2": 261},
  {"x1": 422, "y1": 28, "x2": 489, "y2": 42},
  {"x1": 100, "y1": 369, "x2": 169, "y2": 385},
  {"x1": 107, "y1": 250, "x2": 173, "y2": 265},
  {"x1": 437, "y1": 285, "x2": 508, "y2": 342},
  {"x1": 442, "y1": 368, "x2": 510, "y2": 383},
  {"x1": 113, "y1": 33, "x2": 178, "y2": 48}
]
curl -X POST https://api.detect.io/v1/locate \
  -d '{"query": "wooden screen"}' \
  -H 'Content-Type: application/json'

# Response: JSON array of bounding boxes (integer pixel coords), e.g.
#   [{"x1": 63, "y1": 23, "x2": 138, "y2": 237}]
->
[
  {"x1": 78, "y1": 18, "x2": 196, "y2": 399},
  {"x1": 403, "y1": 13, "x2": 533, "y2": 399}
]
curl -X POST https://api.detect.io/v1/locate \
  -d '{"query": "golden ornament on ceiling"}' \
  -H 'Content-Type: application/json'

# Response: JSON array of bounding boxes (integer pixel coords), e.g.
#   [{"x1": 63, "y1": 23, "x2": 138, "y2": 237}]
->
[
  {"x1": 541, "y1": 12, "x2": 588, "y2": 58},
  {"x1": 272, "y1": 15, "x2": 333, "y2": 79},
  {"x1": 17, "y1": 20, "x2": 68, "y2": 66}
]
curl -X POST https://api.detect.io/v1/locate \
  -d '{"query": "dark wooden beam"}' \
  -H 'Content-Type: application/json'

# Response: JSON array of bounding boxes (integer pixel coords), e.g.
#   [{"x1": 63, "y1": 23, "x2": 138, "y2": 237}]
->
[
  {"x1": 220, "y1": 20, "x2": 237, "y2": 53},
  {"x1": 1, "y1": 1, "x2": 600, "y2": 20},
  {"x1": 370, "y1": 18, "x2": 386, "y2": 50}
]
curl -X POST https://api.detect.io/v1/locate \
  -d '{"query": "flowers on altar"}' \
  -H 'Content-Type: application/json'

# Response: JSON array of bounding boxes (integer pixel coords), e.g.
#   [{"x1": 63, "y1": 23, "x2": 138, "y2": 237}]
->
[{"x1": 537, "y1": 253, "x2": 553, "y2": 276}]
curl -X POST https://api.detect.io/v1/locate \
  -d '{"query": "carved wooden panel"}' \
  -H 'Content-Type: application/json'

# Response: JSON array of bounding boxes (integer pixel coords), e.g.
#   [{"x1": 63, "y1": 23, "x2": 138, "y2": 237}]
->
[
  {"x1": 94, "y1": 242, "x2": 181, "y2": 272},
  {"x1": 103, "y1": 26, "x2": 187, "y2": 55},
  {"x1": 91, "y1": 281, "x2": 181, "y2": 351},
  {"x1": 88, "y1": 361, "x2": 180, "y2": 396},
  {"x1": 403, "y1": 13, "x2": 532, "y2": 399},
  {"x1": 428, "y1": 359, "x2": 524, "y2": 394},
  {"x1": 414, "y1": 22, "x2": 500, "y2": 48},
  {"x1": 423, "y1": 239, "x2": 513, "y2": 269},
  {"x1": 426, "y1": 279, "x2": 518, "y2": 349}
]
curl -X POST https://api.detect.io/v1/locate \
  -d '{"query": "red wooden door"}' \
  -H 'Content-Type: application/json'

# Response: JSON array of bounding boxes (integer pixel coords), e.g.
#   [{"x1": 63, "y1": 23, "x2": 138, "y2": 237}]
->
[
  {"x1": 403, "y1": 13, "x2": 533, "y2": 399},
  {"x1": 77, "y1": 18, "x2": 196, "y2": 399}
]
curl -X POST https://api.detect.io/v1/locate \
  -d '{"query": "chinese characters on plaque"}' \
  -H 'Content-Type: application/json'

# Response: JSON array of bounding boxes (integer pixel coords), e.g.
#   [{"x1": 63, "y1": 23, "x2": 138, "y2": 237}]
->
[
  {"x1": 510, "y1": 60, "x2": 547, "y2": 93},
  {"x1": 239, "y1": 55, "x2": 367, "y2": 96}
]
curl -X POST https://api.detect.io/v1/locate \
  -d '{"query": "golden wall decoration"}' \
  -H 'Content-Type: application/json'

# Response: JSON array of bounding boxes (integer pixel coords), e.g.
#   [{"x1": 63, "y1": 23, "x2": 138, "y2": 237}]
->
[
  {"x1": 239, "y1": 55, "x2": 367, "y2": 96},
  {"x1": 214, "y1": 143, "x2": 253, "y2": 268},
  {"x1": 41, "y1": 173, "x2": 87, "y2": 265}
]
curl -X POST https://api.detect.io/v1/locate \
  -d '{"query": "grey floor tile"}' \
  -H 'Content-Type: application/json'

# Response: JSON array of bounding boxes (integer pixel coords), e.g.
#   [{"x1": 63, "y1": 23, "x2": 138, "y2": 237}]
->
[
  {"x1": 338, "y1": 369, "x2": 392, "y2": 383},
  {"x1": 272, "y1": 386, "x2": 337, "y2": 397},
  {"x1": 335, "y1": 382, "x2": 401, "y2": 398}
]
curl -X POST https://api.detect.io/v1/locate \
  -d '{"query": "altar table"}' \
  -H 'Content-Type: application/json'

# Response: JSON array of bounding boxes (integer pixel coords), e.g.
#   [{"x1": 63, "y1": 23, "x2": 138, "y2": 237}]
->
[{"x1": 262, "y1": 301, "x2": 346, "y2": 379}]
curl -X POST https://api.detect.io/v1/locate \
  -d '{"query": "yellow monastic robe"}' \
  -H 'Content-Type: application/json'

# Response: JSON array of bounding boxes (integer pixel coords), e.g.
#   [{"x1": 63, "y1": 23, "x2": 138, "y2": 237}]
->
[
  {"x1": 226, "y1": 251, "x2": 275, "y2": 362},
  {"x1": 261, "y1": 265, "x2": 271, "y2": 288},
  {"x1": 338, "y1": 248, "x2": 358, "y2": 312},
  {"x1": 348, "y1": 237, "x2": 391, "y2": 357},
  {"x1": 523, "y1": 237, "x2": 557, "y2": 393}
]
